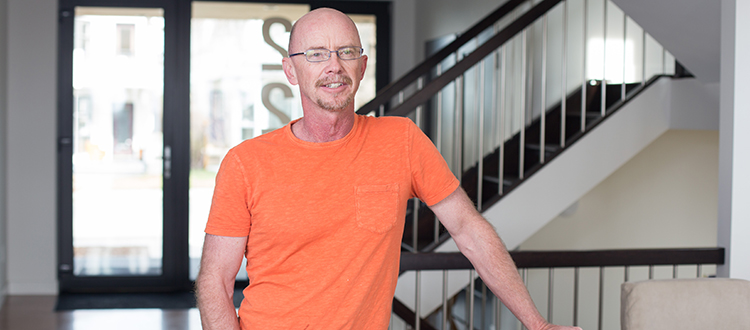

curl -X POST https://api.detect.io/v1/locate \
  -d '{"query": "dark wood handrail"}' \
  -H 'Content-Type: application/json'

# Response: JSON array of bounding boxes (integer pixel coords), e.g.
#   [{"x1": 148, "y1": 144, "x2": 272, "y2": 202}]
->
[
  {"x1": 399, "y1": 248, "x2": 725, "y2": 272},
  {"x1": 356, "y1": 0, "x2": 563, "y2": 117}
]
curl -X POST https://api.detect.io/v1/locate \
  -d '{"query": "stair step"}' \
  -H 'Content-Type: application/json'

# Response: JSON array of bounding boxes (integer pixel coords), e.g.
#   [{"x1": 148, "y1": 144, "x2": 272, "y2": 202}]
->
[
  {"x1": 526, "y1": 144, "x2": 561, "y2": 153},
  {"x1": 567, "y1": 111, "x2": 602, "y2": 119},
  {"x1": 482, "y1": 175, "x2": 514, "y2": 186}
]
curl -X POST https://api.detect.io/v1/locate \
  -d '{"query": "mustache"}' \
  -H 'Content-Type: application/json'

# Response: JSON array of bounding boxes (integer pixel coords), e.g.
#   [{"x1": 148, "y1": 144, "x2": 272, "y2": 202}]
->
[{"x1": 315, "y1": 75, "x2": 353, "y2": 87}]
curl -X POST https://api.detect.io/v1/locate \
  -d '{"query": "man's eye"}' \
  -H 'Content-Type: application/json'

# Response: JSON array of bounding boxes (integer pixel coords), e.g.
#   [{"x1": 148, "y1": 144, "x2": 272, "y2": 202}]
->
[
  {"x1": 308, "y1": 51, "x2": 324, "y2": 57},
  {"x1": 341, "y1": 49, "x2": 353, "y2": 55}
]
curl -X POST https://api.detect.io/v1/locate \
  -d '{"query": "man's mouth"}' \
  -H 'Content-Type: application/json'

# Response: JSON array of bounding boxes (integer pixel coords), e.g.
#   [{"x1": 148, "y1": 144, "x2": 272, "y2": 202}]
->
[{"x1": 317, "y1": 75, "x2": 353, "y2": 89}]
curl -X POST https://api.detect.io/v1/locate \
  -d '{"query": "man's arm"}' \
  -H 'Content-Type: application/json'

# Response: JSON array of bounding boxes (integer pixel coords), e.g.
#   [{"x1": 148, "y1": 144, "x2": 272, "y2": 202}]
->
[
  {"x1": 195, "y1": 234, "x2": 248, "y2": 330},
  {"x1": 429, "y1": 187, "x2": 581, "y2": 330}
]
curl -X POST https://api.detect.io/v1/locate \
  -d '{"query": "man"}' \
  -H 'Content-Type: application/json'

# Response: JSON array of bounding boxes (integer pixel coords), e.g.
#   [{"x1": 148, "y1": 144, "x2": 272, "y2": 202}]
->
[{"x1": 196, "y1": 8, "x2": 581, "y2": 330}]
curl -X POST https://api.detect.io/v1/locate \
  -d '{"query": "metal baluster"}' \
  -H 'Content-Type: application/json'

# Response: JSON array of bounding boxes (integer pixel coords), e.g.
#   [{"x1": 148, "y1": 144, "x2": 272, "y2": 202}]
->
[
  {"x1": 469, "y1": 270, "x2": 476, "y2": 330},
  {"x1": 598, "y1": 267, "x2": 604, "y2": 330},
  {"x1": 495, "y1": 294, "x2": 502, "y2": 330},
  {"x1": 453, "y1": 51, "x2": 464, "y2": 181},
  {"x1": 379, "y1": 104, "x2": 385, "y2": 117},
  {"x1": 520, "y1": 29, "x2": 528, "y2": 180},
  {"x1": 622, "y1": 14, "x2": 627, "y2": 100},
  {"x1": 641, "y1": 30, "x2": 646, "y2": 87},
  {"x1": 624, "y1": 265, "x2": 630, "y2": 282},
  {"x1": 673, "y1": 265, "x2": 678, "y2": 279},
  {"x1": 436, "y1": 63, "x2": 443, "y2": 154},
  {"x1": 416, "y1": 270, "x2": 421, "y2": 330},
  {"x1": 481, "y1": 284, "x2": 487, "y2": 330},
  {"x1": 416, "y1": 77, "x2": 424, "y2": 124},
  {"x1": 522, "y1": 269, "x2": 528, "y2": 330},
  {"x1": 561, "y1": 0, "x2": 568, "y2": 148},
  {"x1": 649, "y1": 265, "x2": 654, "y2": 279},
  {"x1": 413, "y1": 77, "x2": 424, "y2": 252},
  {"x1": 573, "y1": 267, "x2": 579, "y2": 326},
  {"x1": 540, "y1": 14, "x2": 548, "y2": 164},
  {"x1": 601, "y1": 0, "x2": 607, "y2": 117},
  {"x1": 499, "y1": 46, "x2": 507, "y2": 195},
  {"x1": 478, "y1": 60, "x2": 486, "y2": 211},
  {"x1": 581, "y1": 0, "x2": 588, "y2": 132},
  {"x1": 698, "y1": 264, "x2": 703, "y2": 278},
  {"x1": 491, "y1": 22, "x2": 499, "y2": 186},
  {"x1": 455, "y1": 75, "x2": 464, "y2": 181},
  {"x1": 443, "y1": 270, "x2": 449, "y2": 330},
  {"x1": 548, "y1": 268, "x2": 554, "y2": 323},
  {"x1": 412, "y1": 198, "x2": 419, "y2": 251},
  {"x1": 435, "y1": 64, "x2": 443, "y2": 244}
]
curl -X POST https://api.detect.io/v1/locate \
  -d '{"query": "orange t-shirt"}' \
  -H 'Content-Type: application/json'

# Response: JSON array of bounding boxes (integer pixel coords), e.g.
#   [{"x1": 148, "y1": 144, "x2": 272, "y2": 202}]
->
[{"x1": 205, "y1": 114, "x2": 459, "y2": 329}]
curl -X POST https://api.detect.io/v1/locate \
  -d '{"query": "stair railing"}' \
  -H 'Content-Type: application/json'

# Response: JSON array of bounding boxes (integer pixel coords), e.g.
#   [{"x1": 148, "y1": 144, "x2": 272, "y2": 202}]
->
[
  {"x1": 393, "y1": 248, "x2": 724, "y2": 330},
  {"x1": 371, "y1": 0, "x2": 685, "y2": 328},
  {"x1": 358, "y1": 0, "x2": 678, "y2": 254}
]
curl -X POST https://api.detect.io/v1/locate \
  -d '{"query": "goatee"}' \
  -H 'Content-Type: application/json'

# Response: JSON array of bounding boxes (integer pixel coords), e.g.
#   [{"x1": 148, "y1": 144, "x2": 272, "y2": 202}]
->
[{"x1": 315, "y1": 75, "x2": 354, "y2": 111}]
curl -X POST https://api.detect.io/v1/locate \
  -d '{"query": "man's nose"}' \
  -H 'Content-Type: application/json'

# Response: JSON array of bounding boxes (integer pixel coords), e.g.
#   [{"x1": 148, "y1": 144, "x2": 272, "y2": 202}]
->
[{"x1": 324, "y1": 53, "x2": 344, "y2": 74}]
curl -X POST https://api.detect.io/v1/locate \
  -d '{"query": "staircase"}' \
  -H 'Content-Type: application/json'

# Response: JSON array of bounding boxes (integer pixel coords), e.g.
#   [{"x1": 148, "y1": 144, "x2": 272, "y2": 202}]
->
[{"x1": 354, "y1": 0, "x2": 682, "y2": 325}]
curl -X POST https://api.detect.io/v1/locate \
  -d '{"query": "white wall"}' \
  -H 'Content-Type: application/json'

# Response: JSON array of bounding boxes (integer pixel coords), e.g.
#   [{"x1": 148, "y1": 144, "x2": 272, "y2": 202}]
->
[
  {"x1": 517, "y1": 130, "x2": 718, "y2": 330},
  {"x1": 611, "y1": 0, "x2": 720, "y2": 83},
  {"x1": 6, "y1": 0, "x2": 57, "y2": 294},
  {"x1": 670, "y1": 80, "x2": 720, "y2": 130},
  {"x1": 389, "y1": 0, "x2": 418, "y2": 78},
  {"x1": 519, "y1": 130, "x2": 719, "y2": 251},
  {"x1": 0, "y1": 0, "x2": 9, "y2": 304},
  {"x1": 718, "y1": 0, "x2": 750, "y2": 281},
  {"x1": 413, "y1": 0, "x2": 510, "y2": 61}
]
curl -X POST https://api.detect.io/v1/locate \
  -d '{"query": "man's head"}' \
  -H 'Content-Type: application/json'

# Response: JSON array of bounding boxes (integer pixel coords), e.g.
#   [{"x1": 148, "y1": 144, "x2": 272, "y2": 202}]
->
[{"x1": 282, "y1": 8, "x2": 368, "y2": 113}]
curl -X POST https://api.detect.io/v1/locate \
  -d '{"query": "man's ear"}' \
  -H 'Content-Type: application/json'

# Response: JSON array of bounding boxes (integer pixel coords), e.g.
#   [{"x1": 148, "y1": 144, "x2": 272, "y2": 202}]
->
[
  {"x1": 282, "y1": 57, "x2": 298, "y2": 85},
  {"x1": 359, "y1": 55, "x2": 368, "y2": 81}
]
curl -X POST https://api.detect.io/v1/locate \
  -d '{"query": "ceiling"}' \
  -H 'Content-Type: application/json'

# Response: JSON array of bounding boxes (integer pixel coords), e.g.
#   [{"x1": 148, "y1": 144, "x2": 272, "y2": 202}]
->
[{"x1": 611, "y1": 0, "x2": 721, "y2": 83}]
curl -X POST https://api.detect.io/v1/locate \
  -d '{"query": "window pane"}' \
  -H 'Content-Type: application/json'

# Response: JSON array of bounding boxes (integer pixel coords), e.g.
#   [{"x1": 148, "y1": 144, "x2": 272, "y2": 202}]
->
[{"x1": 72, "y1": 7, "x2": 165, "y2": 276}]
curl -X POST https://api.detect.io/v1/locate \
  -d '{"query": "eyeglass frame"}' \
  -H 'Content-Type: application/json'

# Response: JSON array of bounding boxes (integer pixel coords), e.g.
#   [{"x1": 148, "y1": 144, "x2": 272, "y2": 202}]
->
[{"x1": 288, "y1": 47, "x2": 365, "y2": 63}]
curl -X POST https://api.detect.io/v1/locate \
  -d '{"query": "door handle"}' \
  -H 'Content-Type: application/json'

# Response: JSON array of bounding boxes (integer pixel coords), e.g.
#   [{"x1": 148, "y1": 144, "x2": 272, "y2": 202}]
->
[{"x1": 164, "y1": 145, "x2": 171, "y2": 180}]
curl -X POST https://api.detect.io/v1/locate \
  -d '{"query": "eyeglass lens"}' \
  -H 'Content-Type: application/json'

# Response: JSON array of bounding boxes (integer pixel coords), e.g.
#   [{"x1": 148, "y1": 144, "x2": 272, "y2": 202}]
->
[{"x1": 305, "y1": 47, "x2": 362, "y2": 62}]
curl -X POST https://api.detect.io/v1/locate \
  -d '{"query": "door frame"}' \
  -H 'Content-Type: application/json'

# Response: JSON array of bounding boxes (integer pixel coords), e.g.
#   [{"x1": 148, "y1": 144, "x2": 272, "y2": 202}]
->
[{"x1": 56, "y1": 0, "x2": 192, "y2": 292}]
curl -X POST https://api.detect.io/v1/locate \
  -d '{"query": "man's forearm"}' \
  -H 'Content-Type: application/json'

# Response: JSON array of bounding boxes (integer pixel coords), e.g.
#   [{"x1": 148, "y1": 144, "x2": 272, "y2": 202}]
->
[
  {"x1": 453, "y1": 218, "x2": 549, "y2": 330},
  {"x1": 196, "y1": 275, "x2": 242, "y2": 330}
]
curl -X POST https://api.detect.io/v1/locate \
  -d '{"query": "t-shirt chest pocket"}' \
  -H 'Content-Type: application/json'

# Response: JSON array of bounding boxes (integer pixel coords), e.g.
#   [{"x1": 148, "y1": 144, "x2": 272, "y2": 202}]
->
[{"x1": 354, "y1": 184, "x2": 400, "y2": 233}]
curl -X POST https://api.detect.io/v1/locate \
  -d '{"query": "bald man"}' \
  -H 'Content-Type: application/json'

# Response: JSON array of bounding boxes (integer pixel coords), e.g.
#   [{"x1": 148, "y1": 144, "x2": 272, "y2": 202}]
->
[{"x1": 196, "y1": 8, "x2": 581, "y2": 330}]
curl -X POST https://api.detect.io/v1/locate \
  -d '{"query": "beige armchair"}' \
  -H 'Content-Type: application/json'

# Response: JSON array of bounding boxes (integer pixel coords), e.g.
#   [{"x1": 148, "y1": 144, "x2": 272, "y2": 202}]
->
[{"x1": 620, "y1": 278, "x2": 750, "y2": 330}]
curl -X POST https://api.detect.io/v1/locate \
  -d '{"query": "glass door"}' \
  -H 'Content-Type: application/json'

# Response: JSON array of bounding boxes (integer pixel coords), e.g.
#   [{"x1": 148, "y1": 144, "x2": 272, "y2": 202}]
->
[
  {"x1": 57, "y1": 0, "x2": 190, "y2": 292},
  {"x1": 188, "y1": 2, "x2": 383, "y2": 280},
  {"x1": 58, "y1": 0, "x2": 389, "y2": 292}
]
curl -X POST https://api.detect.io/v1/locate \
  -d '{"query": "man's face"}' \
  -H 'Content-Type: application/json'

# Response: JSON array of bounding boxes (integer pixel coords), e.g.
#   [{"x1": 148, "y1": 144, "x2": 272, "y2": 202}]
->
[{"x1": 283, "y1": 10, "x2": 368, "y2": 113}]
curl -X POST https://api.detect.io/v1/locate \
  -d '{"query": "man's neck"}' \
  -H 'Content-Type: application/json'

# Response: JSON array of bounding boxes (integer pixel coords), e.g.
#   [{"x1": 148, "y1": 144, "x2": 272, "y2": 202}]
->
[{"x1": 292, "y1": 109, "x2": 356, "y2": 143}]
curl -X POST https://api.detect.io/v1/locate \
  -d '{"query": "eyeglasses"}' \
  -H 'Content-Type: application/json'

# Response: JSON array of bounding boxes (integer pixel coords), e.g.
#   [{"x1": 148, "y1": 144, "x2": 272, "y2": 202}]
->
[{"x1": 288, "y1": 47, "x2": 364, "y2": 63}]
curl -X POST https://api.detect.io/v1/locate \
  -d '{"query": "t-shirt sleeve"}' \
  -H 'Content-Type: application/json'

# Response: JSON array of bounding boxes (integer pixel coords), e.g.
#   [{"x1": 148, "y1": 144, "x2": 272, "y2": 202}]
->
[
  {"x1": 407, "y1": 120, "x2": 460, "y2": 206},
  {"x1": 204, "y1": 149, "x2": 253, "y2": 237}
]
